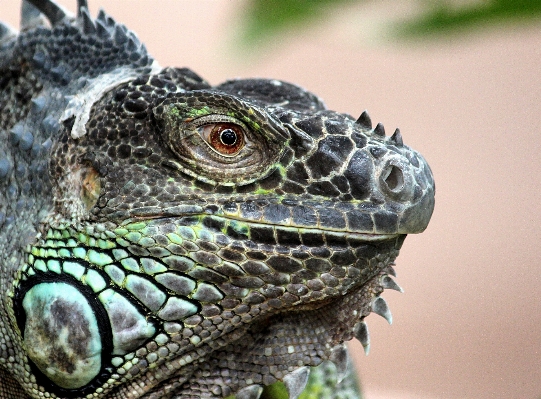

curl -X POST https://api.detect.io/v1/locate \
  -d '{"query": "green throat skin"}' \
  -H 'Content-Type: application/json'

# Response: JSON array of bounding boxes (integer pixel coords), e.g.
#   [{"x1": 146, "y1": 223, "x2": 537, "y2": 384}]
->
[{"x1": 0, "y1": 1, "x2": 435, "y2": 398}]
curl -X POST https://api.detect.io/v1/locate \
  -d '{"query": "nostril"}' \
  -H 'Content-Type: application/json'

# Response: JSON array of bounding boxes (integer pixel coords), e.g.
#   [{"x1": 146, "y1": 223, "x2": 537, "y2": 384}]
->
[{"x1": 383, "y1": 165, "x2": 404, "y2": 192}]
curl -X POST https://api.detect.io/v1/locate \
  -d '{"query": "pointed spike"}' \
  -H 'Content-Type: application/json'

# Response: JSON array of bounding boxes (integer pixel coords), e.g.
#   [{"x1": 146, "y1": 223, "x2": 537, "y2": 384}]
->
[
  {"x1": 42, "y1": 138, "x2": 53, "y2": 151},
  {"x1": 381, "y1": 275, "x2": 404, "y2": 293},
  {"x1": 391, "y1": 128, "x2": 403, "y2": 146},
  {"x1": 127, "y1": 36, "x2": 139, "y2": 52},
  {"x1": 97, "y1": 8, "x2": 107, "y2": 22},
  {"x1": 0, "y1": 22, "x2": 17, "y2": 42},
  {"x1": 329, "y1": 343, "x2": 349, "y2": 384},
  {"x1": 41, "y1": 115, "x2": 59, "y2": 135},
  {"x1": 10, "y1": 123, "x2": 24, "y2": 145},
  {"x1": 105, "y1": 15, "x2": 116, "y2": 27},
  {"x1": 95, "y1": 19, "x2": 110, "y2": 39},
  {"x1": 19, "y1": 130, "x2": 34, "y2": 151},
  {"x1": 77, "y1": 0, "x2": 89, "y2": 17},
  {"x1": 21, "y1": 1, "x2": 46, "y2": 29},
  {"x1": 31, "y1": 51, "x2": 47, "y2": 68},
  {"x1": 114, "y1": 24, "x2": 128, "y2": 45},
  {"x1": 355, "y1": 110, "x2": 372, "y2": 130},
  {"x1": 31, "y1": 97, "x2": 46, "y2": 113},
  {"x1": 50, "y1": 65, "x2": 70, "y2": 85},
  {"x1": 236, "y1": 385, "x2": 263, "y2": 399},
  {"x1": 283, "y1": 366, "x2": 310, "y2": 399},
  {"x1": 127, "y1": 30, "x2": 141, "y2": 46},
  {"x1": 25, "y1": 0, "x2": 68, "y2": 26},
  {"x1": 372, "y1": 297, "x2": 392, "y2": 324},
  {"x1": 373, "y1": 123, "x2": 385, "y2": 137},
  {"x1": 137, "y1": 54, "x2": 149, "y2": 67},
  {"x1": 80, "y1": 7, "x2": 95, "y2": 34},
  {"x1": 353, "y1": 321, "x2": 370, "y2": 355}
]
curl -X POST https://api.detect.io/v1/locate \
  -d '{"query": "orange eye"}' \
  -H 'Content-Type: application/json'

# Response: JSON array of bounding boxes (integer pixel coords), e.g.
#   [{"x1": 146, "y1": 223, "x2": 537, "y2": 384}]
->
[{"x1": 200, "y1": 123, "x2": 245, "y2": 156}]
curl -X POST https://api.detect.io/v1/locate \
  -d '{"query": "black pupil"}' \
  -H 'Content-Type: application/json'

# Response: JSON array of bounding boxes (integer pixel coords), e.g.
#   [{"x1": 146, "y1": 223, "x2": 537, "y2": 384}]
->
[{"x1": 220, "y1": 129, "x2": 237, "y2": 146}]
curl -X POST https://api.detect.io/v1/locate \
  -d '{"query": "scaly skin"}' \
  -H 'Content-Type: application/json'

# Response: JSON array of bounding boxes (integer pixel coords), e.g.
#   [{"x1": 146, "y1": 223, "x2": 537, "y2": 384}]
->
[{"x1": 0, "y1": 1, "x2": 435, "y2": 398}]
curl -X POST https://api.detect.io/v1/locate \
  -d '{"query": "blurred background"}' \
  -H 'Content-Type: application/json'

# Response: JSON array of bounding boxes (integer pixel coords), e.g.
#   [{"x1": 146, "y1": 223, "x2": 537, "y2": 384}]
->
[{"x1": 3, "y1": 1, "x2": 541, "y2": 398}]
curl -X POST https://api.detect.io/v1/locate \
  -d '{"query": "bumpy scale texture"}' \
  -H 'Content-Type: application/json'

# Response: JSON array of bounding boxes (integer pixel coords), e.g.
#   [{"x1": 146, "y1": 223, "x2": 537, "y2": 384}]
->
[{"x1": 0, "y1": 1, "x2": 435, "y2": 399}]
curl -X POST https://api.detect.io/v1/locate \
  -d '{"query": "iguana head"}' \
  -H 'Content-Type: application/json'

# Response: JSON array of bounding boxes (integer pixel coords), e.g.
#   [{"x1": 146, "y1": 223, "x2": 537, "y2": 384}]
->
[{"x1": 0, "y1": 1, "x2": 434, "y2": 398}]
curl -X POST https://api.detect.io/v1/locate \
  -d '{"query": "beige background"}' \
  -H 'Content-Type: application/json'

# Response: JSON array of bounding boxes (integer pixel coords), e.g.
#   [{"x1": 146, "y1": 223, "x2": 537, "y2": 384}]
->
[{"x1": 3, "y1": 1, "x2": 541, "y2": 398}]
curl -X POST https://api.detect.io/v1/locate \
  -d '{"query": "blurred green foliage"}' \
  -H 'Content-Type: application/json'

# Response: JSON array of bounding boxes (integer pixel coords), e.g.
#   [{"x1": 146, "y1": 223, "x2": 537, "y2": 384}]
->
[
  {"x1": 240, "y1": 0, "x2": 541, "y2": 43},
  {"x1": 223, "y1": 359, "x2": 362, "y2": 399},
  {"x1": 260, "y1": 381, "x2": 289, "y2": 399},
  {"x1": 400, "y1": 0, "x2": 541, "y2": 36},
  {"x1": 240, "y1": 0, "x2": 359, "y2": 44}
]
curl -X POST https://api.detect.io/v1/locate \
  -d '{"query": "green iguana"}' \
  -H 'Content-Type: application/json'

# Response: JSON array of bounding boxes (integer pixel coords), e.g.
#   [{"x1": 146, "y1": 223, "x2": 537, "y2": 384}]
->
[{"x1": 0, "y1": 1, "x2": 435, "y2": 398}]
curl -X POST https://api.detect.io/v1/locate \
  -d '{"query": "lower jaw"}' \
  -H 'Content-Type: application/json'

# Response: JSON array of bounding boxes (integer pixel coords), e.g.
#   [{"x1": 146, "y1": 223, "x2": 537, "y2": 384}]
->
[{"x1": 141, "y1": 260, "x2": 401, "y2": 399}]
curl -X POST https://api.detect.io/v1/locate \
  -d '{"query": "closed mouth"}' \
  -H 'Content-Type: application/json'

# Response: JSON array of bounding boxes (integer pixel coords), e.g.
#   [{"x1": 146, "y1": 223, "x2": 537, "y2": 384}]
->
[{"x1": 125, "y1": 210, "x2": 401, "y2": 248}]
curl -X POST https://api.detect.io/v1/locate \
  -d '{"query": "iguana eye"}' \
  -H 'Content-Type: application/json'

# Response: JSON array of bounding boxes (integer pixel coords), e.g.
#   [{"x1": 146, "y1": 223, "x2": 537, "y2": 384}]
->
[
  {"x1": 154, "y1": 92, "x2": 290, "y2": 185},
  {"x1": 199, "y1": 123, "x2": 245, "y2": 156}
]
